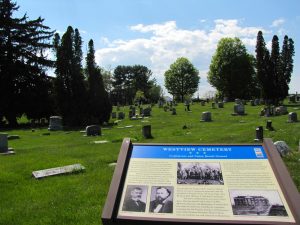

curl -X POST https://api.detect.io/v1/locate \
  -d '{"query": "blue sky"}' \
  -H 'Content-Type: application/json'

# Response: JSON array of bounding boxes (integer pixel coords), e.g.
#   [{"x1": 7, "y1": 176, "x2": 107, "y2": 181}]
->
[{"x1": 15, "y1": 0, "x2": 300, "y2": 97}]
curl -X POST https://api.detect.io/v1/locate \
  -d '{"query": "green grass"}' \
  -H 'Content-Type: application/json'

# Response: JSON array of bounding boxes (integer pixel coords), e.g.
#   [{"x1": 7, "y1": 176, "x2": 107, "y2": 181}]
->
[{"x1": 0, "y1": 102, "x2": 299, "y2": 225}]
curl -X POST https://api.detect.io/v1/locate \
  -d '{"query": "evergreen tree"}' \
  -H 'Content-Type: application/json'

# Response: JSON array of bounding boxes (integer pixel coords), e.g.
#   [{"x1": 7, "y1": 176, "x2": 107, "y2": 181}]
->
[
  {"x1": 86, "y1": 39, "x2": 112, "y2": 124},
  {"x1": 255, "y1": 31, "x2": 273, "y2": 103},
  {"x1": 280, "y1": 36, "x2": 294, "y2": 99},
  {"x1": 0, "y1": 0, "x2": 54, "y2": 126},
  {"x1": 54, "y1": 26, "x2": 87, "y2": 126},
  {"x1": 270, "y1": 35, "x2": 281, "y2": 104}
]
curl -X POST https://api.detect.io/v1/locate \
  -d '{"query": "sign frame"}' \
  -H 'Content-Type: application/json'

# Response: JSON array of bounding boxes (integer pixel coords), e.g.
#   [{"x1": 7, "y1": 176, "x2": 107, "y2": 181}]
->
[{"x1": 102, "y1": 138, "x2": 300, "y2": 225}]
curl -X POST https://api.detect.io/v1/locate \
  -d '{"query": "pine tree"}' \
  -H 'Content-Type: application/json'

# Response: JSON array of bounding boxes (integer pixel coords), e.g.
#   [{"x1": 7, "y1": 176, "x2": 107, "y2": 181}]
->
[
  {"x1": 54, "y1": 26, "x2": 87, "y2": 126},
  {"x1": 0, "y1": 0, "x2": 54, "y2": 126},
  {"x1": 86, "y1": 39, "x2": 112, "y2": 124},
  {"x1": 255, "y1": 31, "x2": 273, "y2": 103},
  {"x1": 280, "y1": 36, "x2": 295, "y2": 99},
  {"x1": 270, "y1": 35, "x2": 281, "y2": 104}
]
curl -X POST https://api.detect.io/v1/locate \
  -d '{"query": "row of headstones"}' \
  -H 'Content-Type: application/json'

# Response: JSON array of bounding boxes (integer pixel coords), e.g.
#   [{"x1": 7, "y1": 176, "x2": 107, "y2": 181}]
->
[
  {"x1": 200, "y1": 111, "x2": 298, "y2": 122},
  {"x1": 111, "y1": 107, "x2": 152, "y2": 120}
]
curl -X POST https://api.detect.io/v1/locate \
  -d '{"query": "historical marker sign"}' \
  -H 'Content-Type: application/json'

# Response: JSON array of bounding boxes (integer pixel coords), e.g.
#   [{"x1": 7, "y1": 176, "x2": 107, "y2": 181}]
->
[{"x1": 102, "y1": 138, "x2": 300, "y2": 225}]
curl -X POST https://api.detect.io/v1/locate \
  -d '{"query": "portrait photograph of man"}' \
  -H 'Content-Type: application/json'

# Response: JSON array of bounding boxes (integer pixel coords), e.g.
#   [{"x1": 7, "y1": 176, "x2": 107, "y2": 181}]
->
[
  {"x1": 122, "y1": 185, "x2": 147, "y2": 212},
  {"x1": 149, "y1": 186, "x2": 173, "y2": 213}
]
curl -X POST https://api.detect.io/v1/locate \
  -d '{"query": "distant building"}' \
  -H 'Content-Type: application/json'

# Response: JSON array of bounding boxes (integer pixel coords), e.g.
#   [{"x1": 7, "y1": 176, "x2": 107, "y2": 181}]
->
[{"x1": 234, "y1": 196, "x2": 270, "y2": 207}]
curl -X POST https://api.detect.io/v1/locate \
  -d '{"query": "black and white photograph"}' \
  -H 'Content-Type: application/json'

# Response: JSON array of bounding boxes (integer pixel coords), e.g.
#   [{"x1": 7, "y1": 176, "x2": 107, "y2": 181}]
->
[
  {"x1": 230, "y1": 190, "x2": 288, "y2": 216},
  {"x1": 177, "y1": 162, "x2": 224, "y2": 185},
  {"x1": 122, "y1": 185, "x2": 148, "y2": 212},
  {"x1": 149, "y1": 186, "x2": 173, "y2": 213}
]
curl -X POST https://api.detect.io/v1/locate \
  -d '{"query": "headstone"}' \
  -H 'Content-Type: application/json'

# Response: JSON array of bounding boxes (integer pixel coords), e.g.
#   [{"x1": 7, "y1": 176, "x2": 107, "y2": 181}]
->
[
  {"x1": 266, "y1": 120, "x2": 273, "y2": 131},
  {"x1": 275, "y1": 106, "x2": 288, "y2": 115},
  {"x1": 201, "y1": 101, "x2": 205, "y2": 106},
  {"x1": 118, "y1": 112, "x2": 125, "y2": 120},
  {"x1": 235, "y1": 98, "x2": 241, "y2": 105},
  {"x1": 0, "y1": 133, "x2": 14, "y2": 155},
  {"x1": 254, "y1": 99, "x2": 260, "y2": 106},
  {"x1": 171, "y1": 108, "x2": 176, "y2": 115},
  {"x1": 143, "y1": 107, "x2": 151, "y2": 117},
  {"x1": 94, "y1": 140, "x2": 109, "y2": 144},
  {"x1": 201, "y1": 112, "x2": 212, "y2": 122},
  {"x1": 232, "y1": 104, "x2": 245, "y2": 115},
  {"x1": 111, "y1": 112, "x2": 117, "y2": 119},
  {"x1": 218, "y1": 102, "x2": 224, "y2": 108},
  {"x1": 250, "y1": 100, "x2": 255, "y2": 106},
  {"x1": 142, "y1": 125, "x2": 152, "y2": 139},
  {"x1": 0, "y1": 133, "x2": 8, "y2": 153},
  {"x1": 86, "y1": 125, "x2": 101, "y2": 136},
  {"x1": 288, "y1": 95, "x2": 296, "y2": 103},
  {"x1": 288, "y1": 112, "x2": 297, "y2": 123},
  {"x1": 7, "y1": 135, "x2": 20, "y2": 140},
  {"x1": 48, "y1": 116, "x2": 63, "y2": 131},
  {"x1": 254, "y1": 126, "x2": 263, "y2": 141},
  {"x1": 274, "y1": 141, "x2": 291, "y2": 157},
  {"x1": 32, "y1": 164, "x2": 85, "y2": 179},
  {"x1": 211, "y1": 102, "x2": 216, "y2": 109}
]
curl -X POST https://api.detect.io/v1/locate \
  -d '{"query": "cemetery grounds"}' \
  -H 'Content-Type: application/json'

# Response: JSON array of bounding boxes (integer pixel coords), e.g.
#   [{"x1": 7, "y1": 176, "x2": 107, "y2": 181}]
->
[{"x1": 0, "y1": 101, "x2": 299, "y2": 225}]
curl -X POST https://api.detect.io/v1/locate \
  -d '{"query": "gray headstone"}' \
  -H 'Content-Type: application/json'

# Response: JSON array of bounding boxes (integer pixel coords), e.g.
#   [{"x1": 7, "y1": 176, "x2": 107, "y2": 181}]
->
[
  {"x1": 201, "y1": 101, "x2": 205, "y2": 106},
  {"x1": 254, "y1": 99, "x2": 260, "y2": 106},
  {"x1": 274, "y1": 141, "x2": 291, "y2": 157},
  {"x1": 48, "y1": 116, "x2": 63, "y2": 131},
  {"x1": 250, "y1": 100, "x2": 255, "y2": 106},
  {"x1": 171, "y1": 108, "x2": 176, "y2": 115},
  {"x1": 212, "y1": 102, "x2": 216, "y2": 109},
  {"x1": 275, "y1": 106, "x2": 288, "y2": 115},
  {"x1": 235, "y1": 98, "x2": 242, "y2": 105},
  {"x1": 254, "y1": 126, "x2": 263, "y2": 141},
  {"x1": 233, "y1": 104, "x2": 245, "y2": 115},
  {"x1": 143, "y1": 107, "x2": 151, "y2": 117},
  {"x1": 86, "y1": 125, "x2": 101, "y2": 136},
  {"x1": 288, "y1": 112, "x2": 297, "y2": 122},
  {"x1": 118, "y1": 112, "x2": 125, "y2": 120},
  {"x1": 111, "y1": 112, "x2": 116, "y2": 119},
  {"x1": 0, "y1": 133, "x2": 8, "y2": 153},
  {"x1": 142, "y1": 125, "x2": 152, "y2": 138},
  {"x1": 201, "y1": 112, "x2": 212, "y2": 122},
  {"x1": 218, "y1": 102, "x2": 224, "y2": 108}
]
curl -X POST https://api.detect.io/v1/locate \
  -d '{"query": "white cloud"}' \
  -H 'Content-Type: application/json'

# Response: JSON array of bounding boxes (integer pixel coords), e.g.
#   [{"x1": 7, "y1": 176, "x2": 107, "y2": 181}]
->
[
  {"x1": 271, "y1": 18, "x2": 285, "y2": 27},
  {"x1": 95, "y1": 19, "x2": 267, "y2": 97}
]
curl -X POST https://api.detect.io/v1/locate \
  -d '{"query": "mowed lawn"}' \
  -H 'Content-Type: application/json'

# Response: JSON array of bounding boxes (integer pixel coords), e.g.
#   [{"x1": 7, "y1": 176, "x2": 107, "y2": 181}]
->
[{"x1": 0, "y1": 102, "x2": 299, "y2": 225}]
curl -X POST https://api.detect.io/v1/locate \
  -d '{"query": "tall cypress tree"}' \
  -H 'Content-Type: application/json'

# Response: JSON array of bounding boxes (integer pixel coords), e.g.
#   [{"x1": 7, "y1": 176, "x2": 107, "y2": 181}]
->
[
  {"x1": 255, "y1": 31, "x2": 273, "y2": 103},
  {"x1": 280, "y1": 36, "x2": 295, "y2": 99},
  {"x1": 54, "y1": 26, "x2": 87, "y2": 126},
  {"x1": 270, "y1": 35, "x2": 281, "y2": 104},
  {"x1": 0, "y1": 0, "x2": 54, "y2": 126},
  {"x1": 86, "y1": 39, "x2": 112, "y2": 124}
]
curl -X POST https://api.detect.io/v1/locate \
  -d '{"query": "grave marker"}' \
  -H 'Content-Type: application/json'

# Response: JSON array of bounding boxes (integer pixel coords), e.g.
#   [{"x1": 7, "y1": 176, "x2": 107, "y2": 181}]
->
[
  {"x1": 48, "y1": 116, "x2": 63, "y2": 131},
  {"x1": 200, "y1": 112, "x2": 212, "y2": 122},
  {"x1": 86, "y1": 125, "x2": 101, "y2": 136},
  {"x1": 288, "y1": 112, "x2": 297, "y2": 123},
  {"x1": 0, "y1": 133, "x2": 15, "y2": 155},
  {"x1": 32, "y1": 164, "x2": 85, "y2": 179}
]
